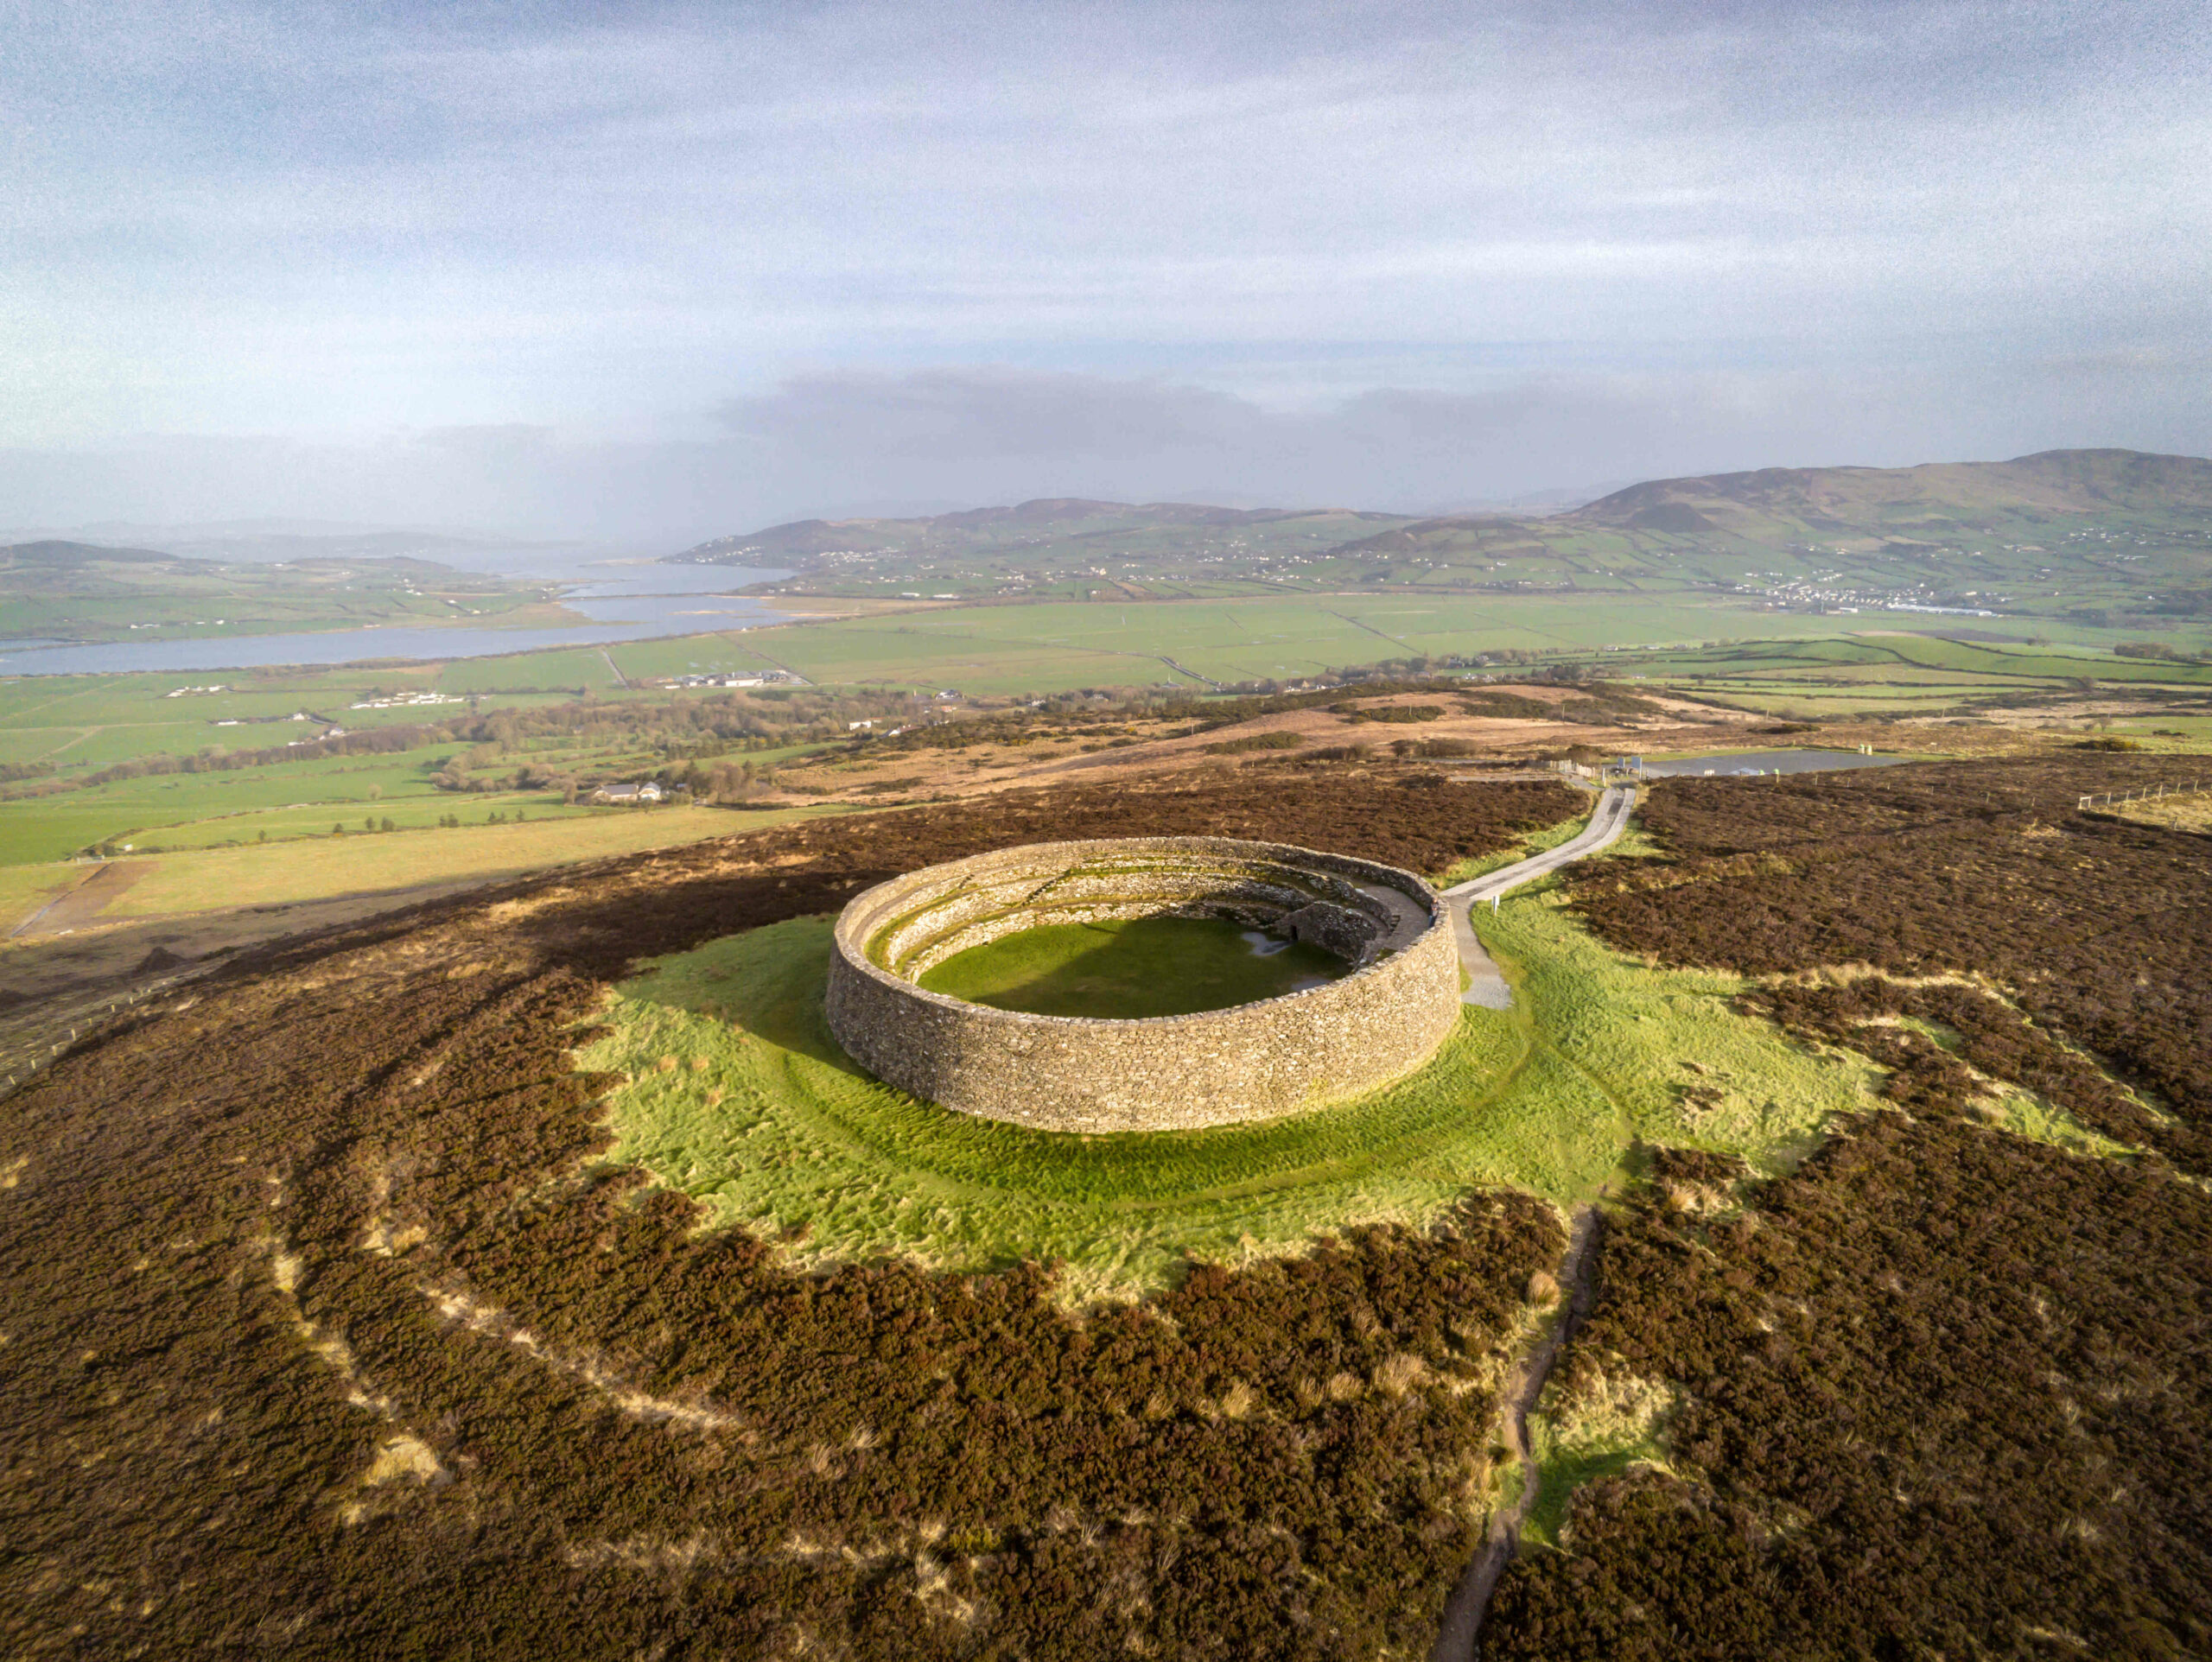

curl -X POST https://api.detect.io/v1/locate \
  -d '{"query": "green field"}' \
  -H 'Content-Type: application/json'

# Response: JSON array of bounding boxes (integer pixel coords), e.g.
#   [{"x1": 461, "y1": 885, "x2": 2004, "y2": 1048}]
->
[
  {"x1": 6, "y1": 594, "x2": 2202, "y2": 762},
  {"x1": 1617, "y1": 631, "x2": 2212, "y2": 688},
  {"x1": 594, "y1": 594, "x2": 2212, "y2": 701},
  {"x1": 6, "y1": 583, "x2": 2209, "y2": 894},
  {"x1": 918, "y1": 916, "x2": 1347, "y2": 1018},
  {"x1": 0, "y1": 544, "x2": 558, "y2": 644},
  {"x1": 601, "y1": 593, "x2": 1872, "y2": 694},
  {"x1": 95, "y1": 803, "x2": 852, "y2": 917}
]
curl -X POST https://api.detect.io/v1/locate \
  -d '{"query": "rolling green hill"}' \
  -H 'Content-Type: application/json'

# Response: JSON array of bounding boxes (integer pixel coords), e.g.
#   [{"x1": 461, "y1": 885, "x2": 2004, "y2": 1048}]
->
[
  {"x1": 0, "y1": 542, "x2": 561, "y2": 643},
  {"x1": 681, "y1": 451, "x2": 2209, "y2": 631},
  {"x1": 673, "y1": 498, "x2": 1409, "y2": 561},
  {"x1": 667, "y1": 499, "x2": 1417, "y2": 601},
  {"x1": 1332, "y1": 448, "x2": 2212, "y2": 613},
  {"x1": 1567, "y1": 447, "x2": 2212, "y2": 538}
]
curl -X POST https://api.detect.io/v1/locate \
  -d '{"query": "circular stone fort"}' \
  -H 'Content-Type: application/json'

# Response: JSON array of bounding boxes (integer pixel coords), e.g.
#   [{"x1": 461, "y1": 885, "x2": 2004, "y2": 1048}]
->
[{"x1": 823, "y1": 837, "x2": 1462, "y2": 1132}]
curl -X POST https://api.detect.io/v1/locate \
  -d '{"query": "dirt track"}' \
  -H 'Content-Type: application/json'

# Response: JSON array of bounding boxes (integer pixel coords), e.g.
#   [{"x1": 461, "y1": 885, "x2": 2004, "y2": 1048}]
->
[
  {"x1": 7, "y1": 860, "x2": 153, "y2": 939},
  {"x1": 1431, "y1": 1204, "x2": 1605, "y2": 1662}
]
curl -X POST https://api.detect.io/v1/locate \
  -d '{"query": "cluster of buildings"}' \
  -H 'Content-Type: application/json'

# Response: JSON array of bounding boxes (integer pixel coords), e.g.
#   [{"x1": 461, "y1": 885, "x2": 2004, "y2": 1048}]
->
[
  {"x1": 348, "y1": 691, "x2": 461, "y2": 710},
  {"x1": 589, "y1": 781, "x2": 670, "y2": 804},
  {"x1": 651, "y1": 669, "x2": 797, "y2": 689},
  {"x1": 1735, "y1": 571, "x2": 2006, "y2": 618}
]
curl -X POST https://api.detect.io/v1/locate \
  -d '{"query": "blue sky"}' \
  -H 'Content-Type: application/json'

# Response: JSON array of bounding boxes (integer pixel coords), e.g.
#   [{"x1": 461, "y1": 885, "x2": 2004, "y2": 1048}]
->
[{"x1": 3, "y1": 0, "x2": 2207, "y2": 541}]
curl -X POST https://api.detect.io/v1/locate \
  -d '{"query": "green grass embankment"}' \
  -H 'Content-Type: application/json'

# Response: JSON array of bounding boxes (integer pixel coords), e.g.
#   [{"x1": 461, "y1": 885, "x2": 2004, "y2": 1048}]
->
[{"x1": 583, "y1": 886, "x2": 1880, "y2": 1297}]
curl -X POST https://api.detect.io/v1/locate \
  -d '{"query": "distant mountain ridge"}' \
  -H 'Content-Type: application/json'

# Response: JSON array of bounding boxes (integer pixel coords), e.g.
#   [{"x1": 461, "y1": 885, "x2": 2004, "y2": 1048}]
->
[
  {"x1": 1, "y1": 539, "x2": 194, "y2": 568},
  {"x1": 674, "y1": 499, "x2": 1402, "y2": 562},
  {"x1": 660, "y1": 449, "x2": 2209, "y2": 612},
  {"x1": 1570, "y1": 447, "x2": 2212, "y2": 533},
  {"x1": 679, "y1": 449, "x2": 2212, "y2": 567},
  {"x1": 1344, "y1": 448, "x2": 2212, "y2": 552}
]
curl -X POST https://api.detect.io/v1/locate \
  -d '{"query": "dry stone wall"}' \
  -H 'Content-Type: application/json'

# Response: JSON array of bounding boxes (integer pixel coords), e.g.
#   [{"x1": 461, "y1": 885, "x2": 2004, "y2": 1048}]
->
[{"x1": 823, "y1": 837, "x2": 1463, "y2": 1132}]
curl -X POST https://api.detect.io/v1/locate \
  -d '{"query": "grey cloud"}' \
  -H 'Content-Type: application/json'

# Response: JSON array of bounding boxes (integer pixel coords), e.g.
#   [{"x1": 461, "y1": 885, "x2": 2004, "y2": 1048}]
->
[
  {"x1": 3, "y1": 0, "x2": 2208, "y2": 448},
  {"x1": 1, "y1": 0, "x2": 2206, "y2": 532},
  {"x1": 718, "y1": 370, "x2": 1263, "y2": 461},
  {"x1": 10, "y1": 353, "x2": 2206, "y2": 547}
]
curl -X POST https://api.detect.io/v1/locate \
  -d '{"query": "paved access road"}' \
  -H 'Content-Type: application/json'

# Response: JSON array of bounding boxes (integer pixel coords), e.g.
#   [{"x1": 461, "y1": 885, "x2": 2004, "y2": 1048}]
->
[{"x1": 1442, "y1": 785, "x2": 1637, "y2": 1007}]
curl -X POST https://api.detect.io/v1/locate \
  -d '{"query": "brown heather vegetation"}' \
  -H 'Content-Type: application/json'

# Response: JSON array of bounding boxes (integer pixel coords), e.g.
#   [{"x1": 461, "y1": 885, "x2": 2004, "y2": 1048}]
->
[
  {"x1": 1573, "y1": 753, "x2": 2212, "y2": 1175},
  {"x1": 0, "y1": 772, "x2": 1579, "y2": 1659},
  {"x1": 13, "y1": 752, "x2": 2209, "y2": 1659},
  {"x1": 1480, "y1": 753, "x2": 2212, "y2": 1659},
  {"x1": 1201, "y1": 729, "x2": 1306, "y2": 754},
  {"x1": 1486, "y1": 1115, "x2": 2212, "y2": 1660},
  {"x1": 1747, "y1": 974, "x2": 2166, "y2": 1146}
]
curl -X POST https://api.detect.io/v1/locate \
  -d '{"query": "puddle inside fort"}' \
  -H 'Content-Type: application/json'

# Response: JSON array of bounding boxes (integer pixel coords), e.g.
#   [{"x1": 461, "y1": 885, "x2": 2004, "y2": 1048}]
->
[{"x1": 916, "y1": 914, "x2": 1350, "y2": 1019}]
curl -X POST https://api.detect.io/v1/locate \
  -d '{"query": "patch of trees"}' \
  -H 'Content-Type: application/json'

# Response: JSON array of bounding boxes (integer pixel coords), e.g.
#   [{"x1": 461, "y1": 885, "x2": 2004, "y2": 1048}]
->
[
  {"x1": 1455, "y1": 689, "x2": 1557, "y2": 720},
  {"x1": 1334, "y1": 702, "x2": 1446, "y2": 724},
  {"x1": 7, "y1": 688, "x2": 997, "y2": 806},
  {"x1": 1201, "y1": 730, "x2": 1304, "y2": 754},
  {"x1": 2147, "y1": 590, "x2": 2212, "y2": 618},
  {"x1": 1391, "y1": 737, "x2": 1481, "y2": 758},
  {"x1": 1149, "y1": 677, "x2": 1474, "y2": 734},
  {"x1": 443, "y1": 688, "x2": 921, "y2": 757},
  {"x1": 864, "y1": 709, "x2": 1075, "y2": 752}
]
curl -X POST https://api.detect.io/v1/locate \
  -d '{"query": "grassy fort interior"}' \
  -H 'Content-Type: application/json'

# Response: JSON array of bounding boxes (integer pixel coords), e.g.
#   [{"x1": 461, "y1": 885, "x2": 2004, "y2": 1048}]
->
[{"x1": 916, "y1": 914, "x2": 1349, "y2": 1018}]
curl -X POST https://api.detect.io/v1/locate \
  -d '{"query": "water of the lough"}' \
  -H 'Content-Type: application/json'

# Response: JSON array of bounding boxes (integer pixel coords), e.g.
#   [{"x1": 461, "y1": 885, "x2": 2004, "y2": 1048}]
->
[{"x1": 0, "y1": 559, "x2": 791, "y2": 677}]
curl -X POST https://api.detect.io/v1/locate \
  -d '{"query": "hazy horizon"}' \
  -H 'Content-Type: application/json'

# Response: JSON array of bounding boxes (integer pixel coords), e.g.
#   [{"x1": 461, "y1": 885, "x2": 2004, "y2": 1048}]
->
[{"x1": 7, "y1": 0, "x2": 2207, "y2": 546}]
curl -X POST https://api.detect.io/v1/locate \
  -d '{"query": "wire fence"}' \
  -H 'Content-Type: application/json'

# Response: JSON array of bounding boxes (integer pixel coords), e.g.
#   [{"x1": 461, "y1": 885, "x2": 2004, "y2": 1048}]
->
[
  {"x1": 0, "y1": 972, "x2": 188, "y2": 1095},
  {"x1": 2078, "y1": 779, "x2": 2208, "y2": 811}
]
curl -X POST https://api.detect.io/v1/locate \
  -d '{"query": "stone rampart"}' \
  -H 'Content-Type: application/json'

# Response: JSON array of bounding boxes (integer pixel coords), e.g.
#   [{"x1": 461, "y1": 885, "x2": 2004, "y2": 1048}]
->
[{"x1": 823, "y1": 837, "x2": 1462, "y2": 1132}]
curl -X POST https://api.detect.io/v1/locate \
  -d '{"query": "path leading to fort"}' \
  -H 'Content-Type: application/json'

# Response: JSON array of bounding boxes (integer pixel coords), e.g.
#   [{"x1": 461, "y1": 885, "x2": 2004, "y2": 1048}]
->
[
  {"x1": 1423, "y1": 788, "x2": 1635, "y2": 1648},
  {"x1": 1443, "y1": 785, "x2": 1637, "y2": 1007},
  {"x1": 1430, "y1": 1204, "x2": 1605, "y2": 1662}
]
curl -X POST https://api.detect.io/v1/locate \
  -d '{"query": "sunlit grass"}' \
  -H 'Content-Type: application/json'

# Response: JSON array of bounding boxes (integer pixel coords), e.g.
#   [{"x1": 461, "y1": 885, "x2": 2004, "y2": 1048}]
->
[
  {"x1": 1524, "y1": 1367, "x2": 1680, "y2": 1550},
  {"x1": 105, "y1": 804, "x2": 854, "y2": 914},
  {"x1": 584, "y1": 885, "x2": 1881, "y2": 1296},
  {"x1": 918, "y1": 915, "x2": 1347, "y2": 1018}
]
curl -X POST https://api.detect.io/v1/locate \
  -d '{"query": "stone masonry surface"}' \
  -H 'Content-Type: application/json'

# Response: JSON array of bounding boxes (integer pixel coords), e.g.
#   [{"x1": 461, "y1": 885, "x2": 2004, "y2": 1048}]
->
[{"x1": 823, "y1": 838, "x2": 1464, "y2": 1132}]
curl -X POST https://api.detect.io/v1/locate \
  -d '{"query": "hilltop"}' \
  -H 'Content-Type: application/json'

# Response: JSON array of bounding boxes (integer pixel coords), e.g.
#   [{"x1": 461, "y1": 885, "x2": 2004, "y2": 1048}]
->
[
  {"x1": 1, "y1": 539, "x2": 189, "y2": 570},
  {"x1": 669, "y1": 450, "x2": 2209, "y2": 625},
  {"x1": 670, "y1": 498, "x2": 1416, "y2": 602},
  {"x1": 1570, "y1": 448, "x2": 2212, "y2": 536},
  {"x1": 671, "y1": 498, "x2": 1406, "y2": 564},
  {"x1": 0, "y1": 542, "x2": 560, "y2": 644}
]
